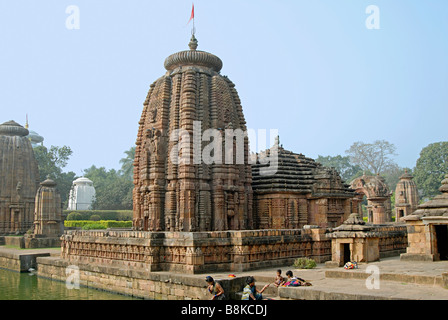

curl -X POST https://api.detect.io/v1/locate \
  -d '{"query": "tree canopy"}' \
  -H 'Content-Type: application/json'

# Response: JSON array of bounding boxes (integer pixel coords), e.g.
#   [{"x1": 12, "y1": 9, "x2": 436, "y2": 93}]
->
[
  {"x1": 413, "y1": 141, "x2": 448, "y2": 200},
  {"x1": 83, "y1": 165, "x2": 133, "y2": 210},
  {"x1": 119, "y1": 146, "x2": 135, "y2": 180},
  {"x1": 316, "y1": 155, "x2": 363, "y2": 183},
  {"x1": 33, "y1": 145, "x2": 77, "y2": 207},
  {"x1": 345, "y1": 140, "x2": 398, "y2": 175}
]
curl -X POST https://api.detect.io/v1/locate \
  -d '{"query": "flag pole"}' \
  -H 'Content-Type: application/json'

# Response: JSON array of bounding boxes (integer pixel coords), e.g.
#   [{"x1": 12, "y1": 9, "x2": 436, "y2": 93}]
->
[
  {"x1": 191, "y1": 3, "x2": 195, "y2": 36},
  {"x1": 188, "y1": 3, "x2": 197, "y2": 50}
]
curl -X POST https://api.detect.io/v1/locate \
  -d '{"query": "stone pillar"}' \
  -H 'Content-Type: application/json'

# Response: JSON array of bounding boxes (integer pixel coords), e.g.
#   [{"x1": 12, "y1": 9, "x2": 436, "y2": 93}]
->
[{"x1": 369, "y1": 198, "x2": 389, "y2": 224}]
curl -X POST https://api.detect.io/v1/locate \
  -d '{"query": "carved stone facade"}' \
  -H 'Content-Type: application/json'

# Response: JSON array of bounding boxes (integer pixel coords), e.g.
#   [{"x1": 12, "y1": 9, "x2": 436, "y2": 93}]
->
[
  {"x1": 252, "y1": 140, "x2": 356, "y2": 229},
  {"x1": 133, "y1": 35, "x2": 253, "y2": 232},
  {"x1": 60, "y1": 224, "x2": 408, "y2": 274},
  {"x1": 0, "y1": 121, "x2": 40, "y2": 235},
  {"x1": 61, "y1": 228, "x2": 331, "y2": 274},
  {"x1": 350, "y1": 174, "x2": 392, "y2": 224}
]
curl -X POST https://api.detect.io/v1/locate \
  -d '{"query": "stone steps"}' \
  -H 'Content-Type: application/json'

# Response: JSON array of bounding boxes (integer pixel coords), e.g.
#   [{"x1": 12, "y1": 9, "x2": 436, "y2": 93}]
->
[
  {"x1": 273, "y1": 267, "x2": 448, "y2": 300},
  {"x1": 325, "y1": 269, "x2": 446, "y2": 287},
  {"x1": 277, "y1": 277, "x2": 448, "y2": 300}
]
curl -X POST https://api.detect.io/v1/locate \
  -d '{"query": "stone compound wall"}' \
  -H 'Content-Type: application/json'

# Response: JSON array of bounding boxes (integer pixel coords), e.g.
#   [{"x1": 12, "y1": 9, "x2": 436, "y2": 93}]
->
[{"x1": 377, "y1": 225, "x2": 408, "y2": 257}]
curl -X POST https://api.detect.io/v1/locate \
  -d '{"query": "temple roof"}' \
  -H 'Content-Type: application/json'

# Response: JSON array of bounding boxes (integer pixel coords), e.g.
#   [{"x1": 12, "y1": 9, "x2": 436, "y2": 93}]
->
[
  {"x1": 73, "y1": 177, "x2": 94, "y2": 186},
  {"x1": 404, "y1": 174, "x2": 448, "y2": 218},
  {"x1": 41, "y1": 176, "x2": 57, "y2": 187},
  {"x1": 251, "y1": 137, "x2": 354, "y2": 197},
  {"x1": 252, "y1": 144, "x2": 317, "y2": 193},
  {"x1": 399, "y1": 169, "x2": 414, "y2": 180},
  {"x1": 0, "y1": 120, "x2": 29, "y2": 137},
  {"x1": 164, "y1": 35, "x2": 223, "y2": 72},
  {"x1": 28, "y1": 130, "x2": 44, "y2": 145}
]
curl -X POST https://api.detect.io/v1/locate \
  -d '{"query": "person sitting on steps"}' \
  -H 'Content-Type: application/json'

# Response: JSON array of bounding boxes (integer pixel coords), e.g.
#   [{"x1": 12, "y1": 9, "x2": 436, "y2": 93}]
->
[
  {"x1": 273, "y1": 269, "x2": 285, "y2": 287},
  {"x1": 283, "y1": 270, "x2": 312, "y2": 287},
  {"x1": 242, "y1": 276, "x2": 270, "y2": 300},
  {"x1": 206, "y1": 276, "x2": 225, "y2": 300}
]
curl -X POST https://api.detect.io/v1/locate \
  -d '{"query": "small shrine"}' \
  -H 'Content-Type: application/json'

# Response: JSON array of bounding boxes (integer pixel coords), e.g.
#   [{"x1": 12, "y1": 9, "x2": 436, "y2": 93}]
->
[
  {"x1": 394, "y1": 170, "x2": 419, "y2": 221},
  {"x1": 327, "y1": 213, "x2": 380, "y2": 266},
  {"x1": 401, "y1": 174, "x2": 448, "y2": 261},
  {"x1": 25, "y1": 177, "x2": 64, "y2": 248}
]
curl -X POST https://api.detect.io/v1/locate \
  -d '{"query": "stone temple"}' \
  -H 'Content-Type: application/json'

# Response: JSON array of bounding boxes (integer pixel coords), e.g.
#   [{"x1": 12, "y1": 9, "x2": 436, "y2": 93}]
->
[
  {"x1": 401, "y1": 174, "x2": 448, "y2": 261},
  {"x1": 252, "y1": 137, "x2": 356, "y2": 229},
  {"x1": 394, "y1": 170, "x2": 419, "y2": 221},
  {"x1": 133, "y1": 34, "x2": 253, "y2": 232},
  {"x1": 0, "y1": 120, "x2": 40, "y2": 235},
  {"x1": 60, "y1": 36, "x2": 407, "y2": 274}
]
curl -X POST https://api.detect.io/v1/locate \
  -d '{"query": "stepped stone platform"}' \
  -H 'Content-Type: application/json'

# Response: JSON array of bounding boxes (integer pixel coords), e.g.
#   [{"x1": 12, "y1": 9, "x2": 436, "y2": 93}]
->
[
  {"x1": 1, "y1": 246, "x2": 447, "y2": 300},
  {"x1": 219, "y1": 256, "x2": 448, "y2": 300},
  {"x1": 0, "y1": 246, "x2": 60, "y2": 272}
]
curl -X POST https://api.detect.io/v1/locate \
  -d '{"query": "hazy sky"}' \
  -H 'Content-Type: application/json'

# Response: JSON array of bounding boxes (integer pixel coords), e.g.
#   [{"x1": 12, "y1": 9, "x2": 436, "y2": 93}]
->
[{"x1": 1, "y1": 0, "x2": 447, "y2": 175}]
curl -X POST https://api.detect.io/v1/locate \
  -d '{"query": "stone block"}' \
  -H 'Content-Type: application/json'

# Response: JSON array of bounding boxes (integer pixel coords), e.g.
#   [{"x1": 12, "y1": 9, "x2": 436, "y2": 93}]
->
[
  {"x1": 400, "y1": 253, "x2": 435, "y2": 261},
  {"x1": 442, "y1": 273, "x2": 448, "y2": 289}
]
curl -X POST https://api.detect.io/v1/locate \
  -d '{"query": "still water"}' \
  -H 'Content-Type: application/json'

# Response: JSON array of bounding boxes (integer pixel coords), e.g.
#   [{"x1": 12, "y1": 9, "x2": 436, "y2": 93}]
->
[{"x1": 0, "y1": 268, "x2": 138, "y2": 300}]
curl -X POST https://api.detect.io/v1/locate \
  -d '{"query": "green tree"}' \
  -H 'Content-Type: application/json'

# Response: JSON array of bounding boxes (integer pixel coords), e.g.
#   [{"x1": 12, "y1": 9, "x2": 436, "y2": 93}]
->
[
  {"x1": 316, "y1": 155, "x2": 363, "y2": 183},
  {"x1": 119, "y1": 146, "x2": 135, "y2": 181},
  {"x1": 33, "y1": 145, "x2": 77, "y2": 207},
  {"x1": 83, "y1": 165, "x2": 133, "y2": 210},
  {"x1": 413, "y1": 141, "x2": 448, "y2": 200},
  {"x1": 381, "y1": 166, "x2": 413, "y2": 193},
  {"x1": 345, "y1": 140, "x2": 398, "y2": 175}
]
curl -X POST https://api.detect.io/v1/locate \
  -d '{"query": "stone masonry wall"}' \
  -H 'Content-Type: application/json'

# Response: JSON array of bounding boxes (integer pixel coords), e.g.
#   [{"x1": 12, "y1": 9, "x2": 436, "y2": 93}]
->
[
  {"x1": 377, "y1": 225, "x2": 408, "y2": 257},
  {"x1": 36, "y1": 256, "x2": 246, "y2": 300}
]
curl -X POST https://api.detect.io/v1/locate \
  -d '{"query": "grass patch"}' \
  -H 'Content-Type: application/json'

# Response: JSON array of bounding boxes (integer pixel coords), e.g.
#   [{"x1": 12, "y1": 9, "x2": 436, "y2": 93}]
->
[{"x1": 292, "y1": 257, "x2": 317, "y2": 269}]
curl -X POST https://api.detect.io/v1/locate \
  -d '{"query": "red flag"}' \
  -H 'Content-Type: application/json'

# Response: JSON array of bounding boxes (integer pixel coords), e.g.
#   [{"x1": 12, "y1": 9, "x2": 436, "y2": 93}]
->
[{"x1": 188, "y1": 3, "x2": 194, "y2": 24}]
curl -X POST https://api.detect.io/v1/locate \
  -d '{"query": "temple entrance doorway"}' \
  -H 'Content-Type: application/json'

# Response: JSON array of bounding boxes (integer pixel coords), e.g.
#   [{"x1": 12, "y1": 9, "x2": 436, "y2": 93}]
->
[
  {"x1": 397, "y1": 209, "x2": 404, "y2": 221},
  {"x1": 434, "y1": 225, "x2": 448, "y2": 260},
  {"x1": 342, "y1": 243, "x2": 351, "y2": 264}
]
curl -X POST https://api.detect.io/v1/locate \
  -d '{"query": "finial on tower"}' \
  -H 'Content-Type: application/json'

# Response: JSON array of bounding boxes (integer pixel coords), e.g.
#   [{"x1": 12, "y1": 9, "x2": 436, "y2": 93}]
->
[
  {"x1": 189, "y1": 34, "x2": 198, "y2": 50},
  {"x1": 274, "y1": 135, "x2": 280, "y2": 146},
  {"x1": 440, "y1": 174, "x2": 448, "y2": 193}
]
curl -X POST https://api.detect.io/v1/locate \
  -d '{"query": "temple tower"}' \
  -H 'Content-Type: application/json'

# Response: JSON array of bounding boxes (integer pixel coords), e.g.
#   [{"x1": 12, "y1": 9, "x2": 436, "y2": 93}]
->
[
  {"x1": 394, "y1": 170, "x2": 419, "y2": 221},
  {"x1": 24, "y1": 117, "x2": 44, "y2": 148},
  {"x1": 133, "y1": 35, "x2": 253, "y2": 232},
  {"x1": 0, "y1": 120, "x2": 40, "y2": 234},
  {"x1": 252, "y1": 137, "x2": 356, "y2": 229},
  {"x1": 33, "y1": 177, "x2": 63, "y2": 237}
]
